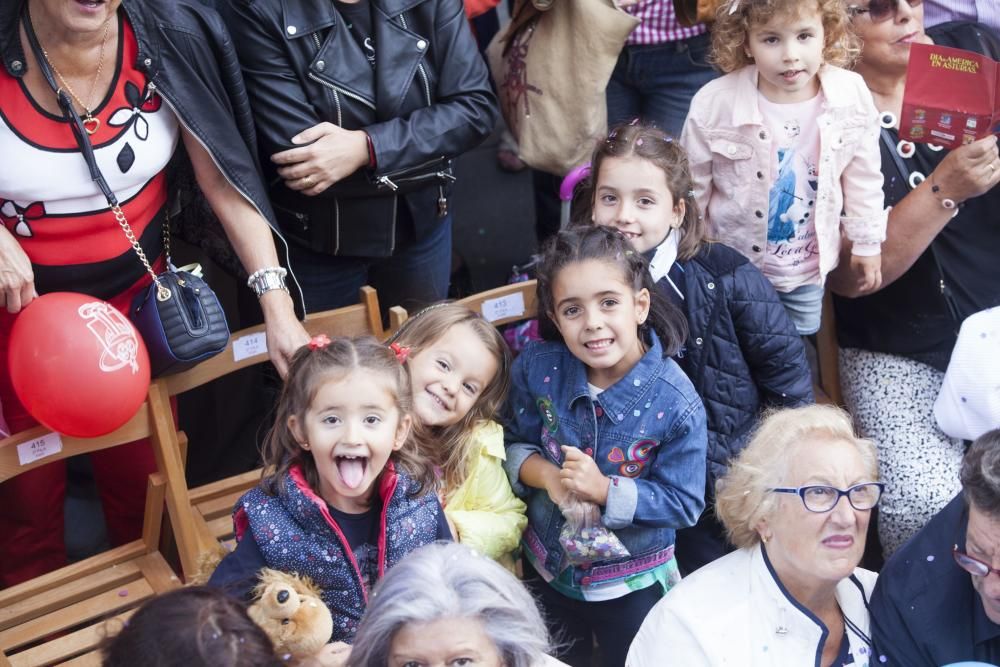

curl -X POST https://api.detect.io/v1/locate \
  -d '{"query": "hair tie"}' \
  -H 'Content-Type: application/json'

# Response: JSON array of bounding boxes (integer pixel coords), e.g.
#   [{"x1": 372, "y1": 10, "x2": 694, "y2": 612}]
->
[
  {"x1": 389, "y1": 342, "x2": 410, "y2": 364},
  {"x1": 308, "y1": 334, "x2": 331, "y2": 351}
]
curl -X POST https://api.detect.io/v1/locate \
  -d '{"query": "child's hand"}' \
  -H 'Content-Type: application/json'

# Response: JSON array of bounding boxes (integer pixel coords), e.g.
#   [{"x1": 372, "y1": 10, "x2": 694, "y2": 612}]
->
[
  {"x1": 542, "y1": 463, "x2": 572, "y2": 508},
  {"x1": 560, "y1": 446, "x2": 611, "y2": 506},
  {"x1": 850, "y1": 253, "x2": 883, "y2": 293}
]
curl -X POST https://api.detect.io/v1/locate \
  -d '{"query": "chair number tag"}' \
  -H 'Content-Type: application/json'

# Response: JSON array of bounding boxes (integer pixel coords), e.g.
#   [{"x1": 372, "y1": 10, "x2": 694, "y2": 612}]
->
[
  {"x1": 17, "y1": 433, "x2": 63, "y2": 466},
  {"x1": 233, "y1": 333, "x2": 268, "y2": 362},
  {"x1": 481, "y1": 293, "x2": 525, "y2": 323}
]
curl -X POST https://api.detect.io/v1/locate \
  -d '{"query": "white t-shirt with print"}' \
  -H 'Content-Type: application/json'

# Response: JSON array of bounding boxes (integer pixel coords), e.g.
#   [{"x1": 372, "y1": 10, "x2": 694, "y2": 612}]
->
[{"x1": 759, "y1": 91, "x2": 825, "y2": 292}]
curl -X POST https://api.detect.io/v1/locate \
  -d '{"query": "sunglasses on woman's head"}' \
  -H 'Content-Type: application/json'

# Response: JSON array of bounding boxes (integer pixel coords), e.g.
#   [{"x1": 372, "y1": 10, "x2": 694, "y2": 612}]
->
[{"x1": 847, "y1": 0, "x2": 923, "y2": 23}]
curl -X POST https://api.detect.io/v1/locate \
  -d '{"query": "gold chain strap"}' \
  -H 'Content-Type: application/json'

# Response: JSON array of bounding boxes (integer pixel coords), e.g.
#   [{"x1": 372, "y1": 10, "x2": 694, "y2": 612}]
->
[{"x1": 111, "y1": 202, "x2": 171, "y2": 302}]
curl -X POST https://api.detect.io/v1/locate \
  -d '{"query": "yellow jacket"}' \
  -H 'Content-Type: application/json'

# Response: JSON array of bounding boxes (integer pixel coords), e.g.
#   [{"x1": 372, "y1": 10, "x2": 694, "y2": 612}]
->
[{"x1": 444, "y1": 421, "x2": 527, "y2": 565}]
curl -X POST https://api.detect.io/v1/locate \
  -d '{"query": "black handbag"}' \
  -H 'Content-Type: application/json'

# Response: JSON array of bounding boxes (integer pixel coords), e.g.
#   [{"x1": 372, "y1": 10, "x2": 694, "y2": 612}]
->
[
  {"x1": 24, "y1": 9, "x2": 230, "y2": 377},
  {"x1": 129, "y1": 260, "x2": 230, "y2": 377}
]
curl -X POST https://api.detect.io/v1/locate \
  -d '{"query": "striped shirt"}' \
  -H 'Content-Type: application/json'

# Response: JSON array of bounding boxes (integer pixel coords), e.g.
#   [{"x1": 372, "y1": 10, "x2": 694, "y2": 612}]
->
[
  {"x1": 923, "y1": 0, "x2": 1000, "y2": 35},
  {"x1": 624, "y1": 0, "x2": 707, "y2": 45}
]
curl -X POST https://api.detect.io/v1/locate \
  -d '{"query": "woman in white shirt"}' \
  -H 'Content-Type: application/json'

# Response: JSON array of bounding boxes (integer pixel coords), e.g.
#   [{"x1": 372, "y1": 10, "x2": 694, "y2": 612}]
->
[{"x1": 627, "y1": 405, "x2": 881, "y2": 667}]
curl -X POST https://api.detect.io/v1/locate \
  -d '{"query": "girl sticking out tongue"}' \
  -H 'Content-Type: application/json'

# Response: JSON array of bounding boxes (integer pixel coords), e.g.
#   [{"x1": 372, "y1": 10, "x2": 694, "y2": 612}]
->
[{"x1": 209, "y1": 335, "x2": 451, "y2": 645}]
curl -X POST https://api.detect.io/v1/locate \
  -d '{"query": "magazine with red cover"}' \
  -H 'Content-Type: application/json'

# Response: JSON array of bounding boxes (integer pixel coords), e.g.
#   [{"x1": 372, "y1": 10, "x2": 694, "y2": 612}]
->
[{"x1": 899, "y1": 42, "x2": 999, "y2": 150}]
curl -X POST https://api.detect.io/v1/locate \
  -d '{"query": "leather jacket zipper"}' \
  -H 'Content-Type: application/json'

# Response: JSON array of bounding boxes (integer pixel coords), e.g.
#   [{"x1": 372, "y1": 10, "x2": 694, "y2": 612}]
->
[
  {"x1": 376, "y1": 154, "x2": 454, "y2": 183},
  {"x1": 312, "y1": 34, "x2": 343, "y2": 125},
  {"x1": 375, "y1": 167, "x2": 453, "y2": 192},
  {"x1": 311, "y1": 33, "x2": 341, "y2": 253},
  {"x1": 399, "y1": 13, "x2": 443, "y2": 217},
  {"x1": 308, "y1": 72, "x2": 376, "y2": 111},
  {"x1": 148, "y1": 81, "x2": 308, "y2": 312}
]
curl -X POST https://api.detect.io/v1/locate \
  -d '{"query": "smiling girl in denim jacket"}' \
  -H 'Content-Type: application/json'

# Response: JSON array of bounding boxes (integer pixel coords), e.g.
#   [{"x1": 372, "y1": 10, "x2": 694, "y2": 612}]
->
[
  {"x1": 681, "y1": 0, "x2": 887, "y2": 335},
  {"x1": 503, "y1": 225, "x2": 708, "y2": 667}
]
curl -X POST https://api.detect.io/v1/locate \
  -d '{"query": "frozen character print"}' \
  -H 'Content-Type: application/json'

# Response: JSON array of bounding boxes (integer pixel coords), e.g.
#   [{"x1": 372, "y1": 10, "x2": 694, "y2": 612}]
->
[
  {"x1": 780, "y1": 198, "x2": 813, "y2": 232},
  {"x1": 804, "y1": 158, "x2": 819, "y2": 194},
  {"x1": 768, "y1": 148, "x2": 798, "y2": 243}
]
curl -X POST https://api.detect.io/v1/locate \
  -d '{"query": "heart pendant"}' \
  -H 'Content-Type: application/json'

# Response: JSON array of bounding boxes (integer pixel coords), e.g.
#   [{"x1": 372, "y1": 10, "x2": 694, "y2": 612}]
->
[{"x1": 82, "y1": 116, "x2": 100, "y2": 135}]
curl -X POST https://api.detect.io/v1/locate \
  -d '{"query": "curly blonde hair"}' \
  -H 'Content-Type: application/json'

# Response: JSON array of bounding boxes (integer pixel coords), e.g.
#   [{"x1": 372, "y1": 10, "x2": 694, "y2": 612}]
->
[
  {"x1": 710, "y1": 0, "x2": 860, "y2": 73},
  {"x1": 715, "y1": 405, "x2": 878, "y2": 549}
]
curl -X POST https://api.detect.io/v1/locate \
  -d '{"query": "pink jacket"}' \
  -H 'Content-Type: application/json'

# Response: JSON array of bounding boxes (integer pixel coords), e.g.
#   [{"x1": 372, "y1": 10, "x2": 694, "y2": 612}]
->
[{"x1": 681, "y1": 64, "x2": 887, "y2": 283}]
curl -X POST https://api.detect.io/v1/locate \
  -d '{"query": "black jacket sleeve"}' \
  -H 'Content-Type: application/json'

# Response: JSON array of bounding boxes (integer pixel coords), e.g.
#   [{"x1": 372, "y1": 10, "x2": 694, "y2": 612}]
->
[{"x1": 728, "y1": 262, "x2": 814, "y2": 407}]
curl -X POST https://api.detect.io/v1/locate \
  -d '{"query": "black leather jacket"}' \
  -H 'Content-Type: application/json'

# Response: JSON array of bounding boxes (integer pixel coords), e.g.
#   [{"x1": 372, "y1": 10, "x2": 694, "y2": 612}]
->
[
  {"x1": 0, "y1": 0, "x2": 310, "y2": 305},
  {"x1": 219, "y1": 0, "x2": 497, "y2": 257}
]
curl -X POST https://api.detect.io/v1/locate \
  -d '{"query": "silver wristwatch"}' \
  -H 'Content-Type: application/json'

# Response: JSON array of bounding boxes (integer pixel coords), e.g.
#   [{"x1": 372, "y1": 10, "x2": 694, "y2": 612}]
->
[{"x1": 247, "y1": 267, "x2": 289, "y2": 298}]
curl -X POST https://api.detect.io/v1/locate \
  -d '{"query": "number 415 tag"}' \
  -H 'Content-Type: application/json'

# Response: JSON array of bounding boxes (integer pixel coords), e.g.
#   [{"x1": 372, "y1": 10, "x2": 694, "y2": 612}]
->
[{"x1": 17, "y1": 432, "x2": 64, "y2": 466}]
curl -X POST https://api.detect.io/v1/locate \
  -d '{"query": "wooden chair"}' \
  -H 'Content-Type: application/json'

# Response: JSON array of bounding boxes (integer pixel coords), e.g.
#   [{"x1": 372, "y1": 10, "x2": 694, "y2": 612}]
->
[
  {"x1": 384, "y1": 280, "x2": 539, "y2": 337},
  {"x1": 0, "y1": 387, "x2": 182, "y2": 667},
  {"x1": 456, "y1": 280, "x2": 539, "y2": 327},
  {"x1": 160, "y1": 286, "x2": 402, "y2": 578}
]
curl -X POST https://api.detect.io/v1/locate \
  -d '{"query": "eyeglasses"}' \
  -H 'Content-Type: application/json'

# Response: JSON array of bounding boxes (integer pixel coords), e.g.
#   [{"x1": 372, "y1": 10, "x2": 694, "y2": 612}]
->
[
  {"x1": 770, "y1": 483, "x2": 885, "y2": 513},
  {"x1": 953, "y1": 545, "x2": 1000, "y2": 578},
  {"x1": 847, "y1": 0, "x2": 923, "y2": 23}
]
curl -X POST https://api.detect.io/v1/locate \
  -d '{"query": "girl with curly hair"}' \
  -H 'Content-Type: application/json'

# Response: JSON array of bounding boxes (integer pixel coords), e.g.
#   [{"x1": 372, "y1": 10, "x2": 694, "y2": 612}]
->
[{"x1": 681, "y1": 0, "x2": 887, "y2": 336}]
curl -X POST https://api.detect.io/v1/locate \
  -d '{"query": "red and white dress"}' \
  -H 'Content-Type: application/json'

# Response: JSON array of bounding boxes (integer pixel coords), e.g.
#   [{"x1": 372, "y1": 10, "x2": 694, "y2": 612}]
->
[{"x1": 0, "y1": 15, "x2": 179, "y2": 585}]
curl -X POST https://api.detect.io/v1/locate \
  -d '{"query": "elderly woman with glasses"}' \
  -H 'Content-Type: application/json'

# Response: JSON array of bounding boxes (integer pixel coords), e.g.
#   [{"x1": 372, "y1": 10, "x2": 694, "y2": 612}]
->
[
  {"x1": 828, "y1": 0, "x2": 1000, "y2": 558},
  {"x1": 626, "y1": 405, "x2": 881, "y2": 667}
]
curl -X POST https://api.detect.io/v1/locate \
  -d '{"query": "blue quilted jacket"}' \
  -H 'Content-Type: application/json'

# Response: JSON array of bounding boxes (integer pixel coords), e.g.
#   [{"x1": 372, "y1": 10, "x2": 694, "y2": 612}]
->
[{"x1": 668, "y1": 242, "x2": 813, "y2": 487}]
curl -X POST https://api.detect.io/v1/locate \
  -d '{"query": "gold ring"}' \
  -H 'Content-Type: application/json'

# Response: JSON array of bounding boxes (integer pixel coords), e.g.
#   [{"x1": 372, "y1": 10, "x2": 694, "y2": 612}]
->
[{"x1": 303, "y1": 175, "x2": 313, "y2": 186}]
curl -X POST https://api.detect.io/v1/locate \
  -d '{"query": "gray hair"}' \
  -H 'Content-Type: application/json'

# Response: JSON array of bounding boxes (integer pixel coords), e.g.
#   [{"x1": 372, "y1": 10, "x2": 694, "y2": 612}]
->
[
  {"x1": 961, "y1": 428, "x2": 1000, "y2": 519},
  {"x1": 346, "y1": 542, "x2": 551, "y2": 667}
]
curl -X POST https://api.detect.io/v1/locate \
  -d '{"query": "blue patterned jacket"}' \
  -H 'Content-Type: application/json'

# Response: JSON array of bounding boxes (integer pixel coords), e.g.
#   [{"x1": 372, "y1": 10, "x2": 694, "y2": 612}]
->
[
  {"x1": 503, "y1": 332, "x2": 708, "y2": 587},
  {"x1": 219, "y1": 463, "x2": 446, "y2": 642}
]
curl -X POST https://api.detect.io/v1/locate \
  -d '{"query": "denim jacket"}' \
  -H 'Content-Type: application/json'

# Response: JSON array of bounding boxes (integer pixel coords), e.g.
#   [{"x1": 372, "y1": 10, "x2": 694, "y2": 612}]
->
[
  {"x1": 681, "y1": 64, "x2": 887, "y2": 283},
  {"x1": 503, "y1": 332, "x2": 707, "y2": 587}
]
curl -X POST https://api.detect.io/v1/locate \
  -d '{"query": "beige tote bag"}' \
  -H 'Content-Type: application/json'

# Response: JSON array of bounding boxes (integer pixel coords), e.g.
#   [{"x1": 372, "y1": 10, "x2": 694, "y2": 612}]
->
[{"x1": 487, "y1": 0, "x2": 640, "y2": 176}]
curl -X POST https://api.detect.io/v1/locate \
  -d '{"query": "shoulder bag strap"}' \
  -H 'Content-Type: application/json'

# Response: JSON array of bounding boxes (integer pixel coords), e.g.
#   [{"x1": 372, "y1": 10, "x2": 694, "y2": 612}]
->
[{"x1": 22, "y1": 7, "x2": 167, "y2": 296}]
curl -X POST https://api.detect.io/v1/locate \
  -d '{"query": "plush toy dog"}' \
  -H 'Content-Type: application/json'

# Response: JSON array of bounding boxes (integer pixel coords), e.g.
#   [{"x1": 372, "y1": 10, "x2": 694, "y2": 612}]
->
[{"x1": 248, "y1": 568, "x2": 334, "y2": 659}]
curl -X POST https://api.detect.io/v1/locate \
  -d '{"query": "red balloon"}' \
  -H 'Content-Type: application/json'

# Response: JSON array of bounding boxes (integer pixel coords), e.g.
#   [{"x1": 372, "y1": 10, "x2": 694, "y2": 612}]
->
[{"x1": 8, "y1": 292, "x2": 151, "y2": 438}]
